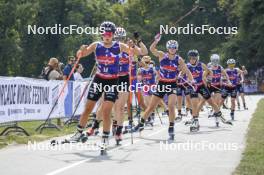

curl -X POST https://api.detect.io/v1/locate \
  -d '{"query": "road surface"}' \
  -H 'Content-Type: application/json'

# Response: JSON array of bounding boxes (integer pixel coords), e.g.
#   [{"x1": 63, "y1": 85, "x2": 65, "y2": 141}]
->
[{"x1": 0, "y1": 95, "x2": 262, "y2": 175}]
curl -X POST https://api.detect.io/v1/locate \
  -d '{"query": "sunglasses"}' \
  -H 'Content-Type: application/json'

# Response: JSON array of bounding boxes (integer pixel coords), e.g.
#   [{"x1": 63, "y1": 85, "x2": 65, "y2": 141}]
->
[
  {"x1": 102, "y1": 31, "x2": 113, "y2": 37},
  {"x1": 168, "y1": 46, "x2": 177, "y2": 49}
]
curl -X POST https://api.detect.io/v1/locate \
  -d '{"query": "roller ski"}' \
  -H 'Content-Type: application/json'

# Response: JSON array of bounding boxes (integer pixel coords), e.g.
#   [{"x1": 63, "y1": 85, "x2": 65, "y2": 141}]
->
[
  {"x1": 175, "y1": 112, "x2": 183, "y2": 122},
  {"x1": 51, "y1": 132, "x2": 88, "y2": 146},
  {"x1": 190, "y1": 118, "x2": 200, "y2": 132},
  {"x1": 50, "y1": 139, "x2": 71, "y2": 146},
  {"x1": 100, "y1": 134, "x2": 109, "y2": 156},
  {"x1": 132, "y1": 120, "x2": 144, "y2": 133},
  {"x1": 215, "y1": 111, "x2": 233, "y2": 125}
]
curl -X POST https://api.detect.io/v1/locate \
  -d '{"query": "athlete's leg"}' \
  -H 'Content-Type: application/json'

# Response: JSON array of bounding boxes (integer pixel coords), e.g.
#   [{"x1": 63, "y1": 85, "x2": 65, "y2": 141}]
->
[
  {"x1": 114, "y1": 92, "x2": 129, "y2": 126},
  {"x1": 168, "y1": 94, "x2": 177, "y2": 122}
]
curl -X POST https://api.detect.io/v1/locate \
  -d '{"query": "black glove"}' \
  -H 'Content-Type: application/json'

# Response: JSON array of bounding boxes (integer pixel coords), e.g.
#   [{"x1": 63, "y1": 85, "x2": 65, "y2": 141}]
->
[
  {"x1": 133, "y1": 32, "x2": 139, "y2": 40},
  {"x1": 133, "y1": 32, "x2": 142, "y2": 44}
]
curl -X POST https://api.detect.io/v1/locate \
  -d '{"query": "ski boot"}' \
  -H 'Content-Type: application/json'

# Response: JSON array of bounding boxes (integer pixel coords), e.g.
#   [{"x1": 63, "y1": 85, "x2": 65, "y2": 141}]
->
[
  {"x1": 190, "y1": 118, "x2": 200, "y2": 132},
  {"x1": 243, "y1": 103, "x2": 248, "y2": 110},
  {"x1": 133, "y1": 120, "x2": 145, "y2": 133},
  {"x1": 145, "y1": 116, "x2": 154, "y2": 127},
  {"x1": 175, "y1": 114, "x2": 183, "y2": 122},
  {"x1": 230, "y1": 110, "x2": 235, "y2": 121},
  {"x1": 168, "y1": 126, "x2": 175, "y2": 141},
  {"x1": 68, "y1": 131, "x2": 88, "y2": 143},
  {"x1": 162, "y1": 109, "x2": 169, "y2": 116},
  {"x1": 215, "y1": 114, "x2": 220, "y2": 127},
  {"x1": 184, "y1": 118, "x2": 194, "y2": 126},
  {"x1": 115, "y1": 133, "x2": 122, "y2": 146},
  {"x1": 237, "y1": 102, "x2": 241, "y2": 110}
]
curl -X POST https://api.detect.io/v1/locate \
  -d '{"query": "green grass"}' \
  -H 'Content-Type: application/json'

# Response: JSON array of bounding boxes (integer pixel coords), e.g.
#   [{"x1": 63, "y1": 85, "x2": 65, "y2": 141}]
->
[
  {"x1": 0, "y1": 119, "x2": 77, "y2": 149},
  {"x1": 234, "y1": 99, "x2": 264, "y2": 175}
]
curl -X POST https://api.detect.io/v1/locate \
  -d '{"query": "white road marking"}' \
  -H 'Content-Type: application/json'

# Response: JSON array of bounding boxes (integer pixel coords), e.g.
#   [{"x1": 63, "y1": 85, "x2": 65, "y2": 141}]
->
[{"x1": 46, "y1": 123, "x2": 166, "y2": 175}]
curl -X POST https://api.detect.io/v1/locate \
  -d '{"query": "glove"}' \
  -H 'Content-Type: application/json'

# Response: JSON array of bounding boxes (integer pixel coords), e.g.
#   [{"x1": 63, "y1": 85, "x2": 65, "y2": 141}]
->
[
  {"x1": 133, "y1": 32, "x2": 140, "y2": 40},
  {"x1": 133, "y1": 32, "x2": 142, "y2": 44}
]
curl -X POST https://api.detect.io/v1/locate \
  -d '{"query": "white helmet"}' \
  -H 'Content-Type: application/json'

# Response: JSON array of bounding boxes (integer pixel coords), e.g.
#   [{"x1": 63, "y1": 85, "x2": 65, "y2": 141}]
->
[
  {"x1": 227, "y1": 58, "x2": 236, "y2": 65},
  {"x1": 210, "y1": 54, "x2": 220, "y2": 66},
  {"x1": 166, "y1": 40, "x2": 178, "y2": 49},
  {"x1": 114, "y1": 27, "x2": 126, "y2": 39}
]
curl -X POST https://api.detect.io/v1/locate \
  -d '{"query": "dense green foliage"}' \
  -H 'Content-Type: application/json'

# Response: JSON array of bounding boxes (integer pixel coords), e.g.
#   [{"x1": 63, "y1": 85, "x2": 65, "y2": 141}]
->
[{"x1": 0, "y1": 0, "x2": 263, "y2": 77}]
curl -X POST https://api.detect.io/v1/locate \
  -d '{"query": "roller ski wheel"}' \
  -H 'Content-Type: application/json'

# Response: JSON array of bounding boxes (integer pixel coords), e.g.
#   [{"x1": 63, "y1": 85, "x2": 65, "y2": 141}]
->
[
  {"x1": 100, "y1": 144, "x2": 107, "y2": 155},
  {"x1": 169, "y1": 134, "x2": 175, "y2": 141},
  {"x1": 100, "y1": 137, "x2": 109, "y2": 156},
  {"x1": 50, "y1": 138, "x2": 79, "y2": 146},
  {"x1": 50, "y1": 139, "x2": 58, "y2": 146},
  {"x1": 80, "y1": 135, "x2": 88, "y2": 143}
]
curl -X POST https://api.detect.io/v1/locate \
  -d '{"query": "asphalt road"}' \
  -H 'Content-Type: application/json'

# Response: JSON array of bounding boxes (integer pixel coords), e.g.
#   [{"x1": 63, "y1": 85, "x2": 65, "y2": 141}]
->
[{"x1": 0, "y1": 95, "x2": 262, "y2": 175}]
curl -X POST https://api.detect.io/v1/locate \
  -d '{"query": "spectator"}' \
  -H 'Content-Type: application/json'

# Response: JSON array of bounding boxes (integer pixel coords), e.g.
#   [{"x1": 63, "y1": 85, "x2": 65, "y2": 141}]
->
[
  {"x1": 63, "y1": 56, "x2": 76, "y2": 81},
  {"x1": 74, "y1": 64, "x2": 84, "y2": 81},
  {"x1": 43, "y1": 57, "x2": 63, "y2": 80}
]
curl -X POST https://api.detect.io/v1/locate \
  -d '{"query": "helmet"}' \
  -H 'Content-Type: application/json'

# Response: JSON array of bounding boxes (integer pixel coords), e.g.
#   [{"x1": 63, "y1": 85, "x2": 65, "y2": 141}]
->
[
  {"x1": 210, "y1": 54, "x2": 220, "y2": 66},
  {"x1": 114, "y1": 27, "x2": 126, "y2": 39},
  {"x1": 188, "y1": 49, "x2": 199, "y2": 59},
  {"x1": 227, "y1": 59, "x2": 236, "y2": 65},
  {"x1": 100, "y1": 21, "x2": 116, "y2": 33},
  {"x1": 142, "y1": 56, "x2": 151, "y2": 64},
  {"x1": 166, "y1": 40, "x2": 179, "y2": 49}
]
